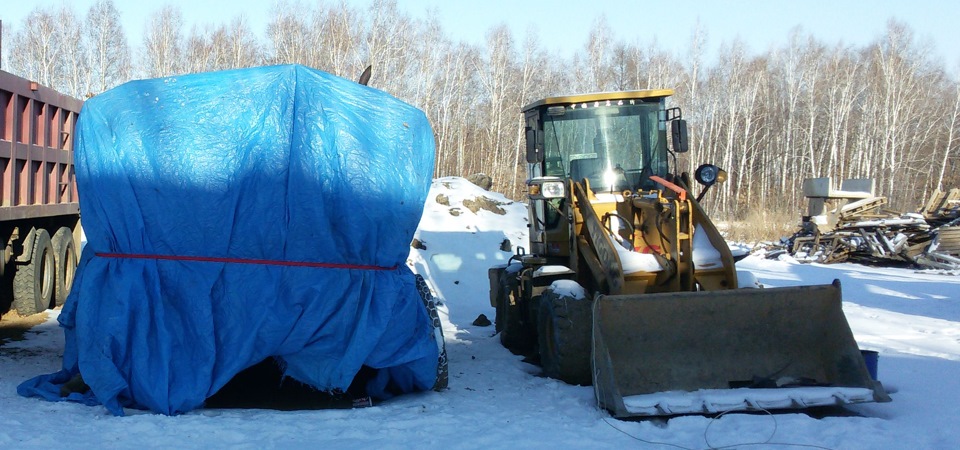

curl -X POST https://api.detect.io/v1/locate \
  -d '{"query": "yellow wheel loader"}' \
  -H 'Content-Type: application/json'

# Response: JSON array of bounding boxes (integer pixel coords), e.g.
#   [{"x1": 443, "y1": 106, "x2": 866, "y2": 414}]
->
[{"x1": 488, "y1": 90, "x2": 890, "y2": 417}]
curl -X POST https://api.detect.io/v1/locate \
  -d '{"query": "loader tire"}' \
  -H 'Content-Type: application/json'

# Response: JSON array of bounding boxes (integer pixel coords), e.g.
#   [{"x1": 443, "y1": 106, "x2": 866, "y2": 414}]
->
[
  {"x1": 497, "y1": 278, "x2": 534, "y2": 354},
  {"x1": 501, "y1": 291, "x2": 540, "y2": 354},
  {"x1": 52, "y1": 227, "x2": 78, "y2": 306},
  {"x1": 538, "y1": 289, "x2": 592, "y2": 386},
  {"x1": 13, "y1": 228, "x2": 55, "y2": 316},
  {"x1": 415, "y1": 275, "x2": 448, "y2": 391}
]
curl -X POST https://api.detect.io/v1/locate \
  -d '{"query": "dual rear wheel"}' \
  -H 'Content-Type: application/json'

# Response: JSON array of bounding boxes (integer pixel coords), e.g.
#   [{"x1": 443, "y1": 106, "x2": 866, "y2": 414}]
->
[{"x1": 12, "y1": 227, "x2": 77, "y2": 316}]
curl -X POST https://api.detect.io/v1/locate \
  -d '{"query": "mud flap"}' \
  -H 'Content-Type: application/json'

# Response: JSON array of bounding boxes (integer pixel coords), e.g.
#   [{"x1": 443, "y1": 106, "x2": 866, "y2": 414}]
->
[{"x1": 591, "y1": 280, "x2": 891, "y2": 417}]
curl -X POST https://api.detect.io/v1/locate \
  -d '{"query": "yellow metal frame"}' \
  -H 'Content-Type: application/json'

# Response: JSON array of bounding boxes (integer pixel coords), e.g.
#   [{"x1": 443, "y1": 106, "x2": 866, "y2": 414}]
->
[{"x1": 522, "y1": 89, "x2": 674, "y2": 113}]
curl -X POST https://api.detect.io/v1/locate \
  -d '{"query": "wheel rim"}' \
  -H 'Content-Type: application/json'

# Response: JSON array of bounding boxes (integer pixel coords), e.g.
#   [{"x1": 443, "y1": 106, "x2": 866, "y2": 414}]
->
[
  {"x1": 38, "y1": 244, "x2": 55, "y2": 310},
  {"x1": 63, "y1": 244, "x2": 77, "y2": 295}
]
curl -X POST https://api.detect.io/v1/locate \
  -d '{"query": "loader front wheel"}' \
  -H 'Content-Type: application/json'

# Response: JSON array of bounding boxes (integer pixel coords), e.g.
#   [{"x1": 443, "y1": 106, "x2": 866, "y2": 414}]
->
[
  {"x1": 498, "y1": 288, "x2": 531, "y2": 353},
  {"x1": 538, "y1": 289, "x2": 592, "y2": 386}
]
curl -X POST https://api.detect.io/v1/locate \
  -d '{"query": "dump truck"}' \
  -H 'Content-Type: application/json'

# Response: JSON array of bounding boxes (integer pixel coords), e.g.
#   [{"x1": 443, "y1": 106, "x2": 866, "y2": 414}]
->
[
  {"x1": 0, "y1": 70, "x2": 83, "y2": 316},
  {"x1": 488, "y1": 90, "x2": 890, "y2": 417}
]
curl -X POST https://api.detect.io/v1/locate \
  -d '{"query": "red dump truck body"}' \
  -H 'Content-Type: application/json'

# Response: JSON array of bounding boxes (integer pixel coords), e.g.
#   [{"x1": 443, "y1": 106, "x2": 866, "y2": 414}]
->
[{"x1": 1, "y1": 70, "x2": 83, "y2": 316}]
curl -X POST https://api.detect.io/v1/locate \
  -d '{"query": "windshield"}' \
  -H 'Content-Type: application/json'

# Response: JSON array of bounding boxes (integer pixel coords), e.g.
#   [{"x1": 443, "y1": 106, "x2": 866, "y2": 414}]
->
[{"x1": 541, "y1": 102, "x2": 668, "y2": 192}]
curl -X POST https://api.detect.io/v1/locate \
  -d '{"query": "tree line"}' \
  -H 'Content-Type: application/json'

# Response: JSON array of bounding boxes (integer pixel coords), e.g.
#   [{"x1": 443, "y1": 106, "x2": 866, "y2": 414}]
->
[{"x1": 4, "y1": 0, "x2": 958, "y2": 219}]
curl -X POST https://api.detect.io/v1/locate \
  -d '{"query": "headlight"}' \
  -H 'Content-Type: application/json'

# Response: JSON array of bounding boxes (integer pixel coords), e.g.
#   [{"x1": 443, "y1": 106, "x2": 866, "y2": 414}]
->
[
  {"x1": 527, "y1": 177, "x2": 565, "y2": 200},
  {"x1": 541, "y1": 181, "x2": 565, "y2": 198}
]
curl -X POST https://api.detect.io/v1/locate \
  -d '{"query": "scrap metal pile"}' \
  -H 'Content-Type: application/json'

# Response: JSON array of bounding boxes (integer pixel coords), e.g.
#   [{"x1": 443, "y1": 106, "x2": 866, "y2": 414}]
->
[{"x1": 781, "y1": 178, "x2": 960, "y2": 270}]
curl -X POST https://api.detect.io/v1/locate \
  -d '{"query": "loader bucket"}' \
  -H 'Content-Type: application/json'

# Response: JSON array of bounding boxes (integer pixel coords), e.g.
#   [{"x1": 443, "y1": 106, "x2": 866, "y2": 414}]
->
[{"x1": 591, "y1": 280, "x2": 890, "y2": 417}]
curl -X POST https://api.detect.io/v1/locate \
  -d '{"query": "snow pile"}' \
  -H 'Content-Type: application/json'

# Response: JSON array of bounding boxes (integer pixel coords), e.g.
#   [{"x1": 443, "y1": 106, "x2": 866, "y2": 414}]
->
[{"x1": 407, "y1": 176, "x2": 529, "y2": 327}]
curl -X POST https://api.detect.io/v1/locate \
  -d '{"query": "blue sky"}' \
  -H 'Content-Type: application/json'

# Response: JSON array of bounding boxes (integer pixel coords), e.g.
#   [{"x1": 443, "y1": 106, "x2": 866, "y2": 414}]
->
[{"x1": 2, "y1": 0, "x2": 958, "y2": 69}]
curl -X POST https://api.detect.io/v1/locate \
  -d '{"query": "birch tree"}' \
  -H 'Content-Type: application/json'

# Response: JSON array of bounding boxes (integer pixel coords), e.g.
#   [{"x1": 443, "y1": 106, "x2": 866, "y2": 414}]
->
[
  {"x1": 476, "y1": 25, "x2": 516, "y2": 185},
  {"x1": 320, "y1": 2, "x2": 364, "y2": 76},
  {"x1": 266, "y1": 1, "x2": 310, "y2": 65},
  {"x1": 142, "y1": 5, "x2": 185, "y2": 78},
  {"x1": 8, "y1": 7, "x2": 60, "y2": 87},
  {"x1": 214, "y1": 16, "x2": 262, "y2": 69},
  {"x1": 936, "y1": 83, "x2": 960, "y2": 191},
  {"x1": 55, "y1": 6, "x2": 90, "y2": 98},
  {"x1": 85, "y1": 0, "x2": 131, "y2": 94}
]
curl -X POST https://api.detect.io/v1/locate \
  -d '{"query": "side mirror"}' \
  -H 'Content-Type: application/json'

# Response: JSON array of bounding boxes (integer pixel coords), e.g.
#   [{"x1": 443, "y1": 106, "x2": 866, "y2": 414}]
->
[
  {"x1": 525, "y1": 126, "x2": 543, "y2": 163},
  {"x1": 671, "y1": 120, "x2": 689, "y2": 153}
]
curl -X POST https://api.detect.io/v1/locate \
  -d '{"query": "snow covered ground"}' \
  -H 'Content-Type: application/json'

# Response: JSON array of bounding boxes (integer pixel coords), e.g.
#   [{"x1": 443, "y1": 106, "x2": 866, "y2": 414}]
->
[{"x1": 2, "y1": 176, "x2": 959, "y2": 449}]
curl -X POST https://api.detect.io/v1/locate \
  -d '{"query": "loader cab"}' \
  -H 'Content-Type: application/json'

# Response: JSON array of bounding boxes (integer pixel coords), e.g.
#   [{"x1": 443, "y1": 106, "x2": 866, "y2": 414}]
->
[
  {"x1": 523, "y1": 90, "x2": 686, "y2": 260},
  {"x1": 524, "y1": 90, "x2": 682, "y2": 193}
]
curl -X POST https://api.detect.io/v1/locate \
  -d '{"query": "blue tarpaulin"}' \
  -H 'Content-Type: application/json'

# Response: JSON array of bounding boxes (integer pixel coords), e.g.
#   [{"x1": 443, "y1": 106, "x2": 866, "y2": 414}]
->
[{"x1": 18, "y1": 65, "x2": 439, "y2": 415}]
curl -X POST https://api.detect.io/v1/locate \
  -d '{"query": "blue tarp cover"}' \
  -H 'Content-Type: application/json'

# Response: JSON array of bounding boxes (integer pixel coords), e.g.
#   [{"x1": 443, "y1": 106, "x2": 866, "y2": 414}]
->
[{"x1": 18, "y1": 65, "x2": 439, "y2": 415}]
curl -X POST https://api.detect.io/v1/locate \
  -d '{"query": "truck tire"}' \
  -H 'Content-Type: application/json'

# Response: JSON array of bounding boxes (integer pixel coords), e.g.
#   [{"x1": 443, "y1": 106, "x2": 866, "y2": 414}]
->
[
  {"x1": 415, "y1": 274, "x2": 448, "y2": 391},
  {"x1": 52, "y1": 227, "x2": 78, "y2": 306},
  {"x1": 13, "y1": 228, "x2": 55, "y2": 316},
  {"x1": 538, "y1": 288, "x2": 593, "y2": 386}
]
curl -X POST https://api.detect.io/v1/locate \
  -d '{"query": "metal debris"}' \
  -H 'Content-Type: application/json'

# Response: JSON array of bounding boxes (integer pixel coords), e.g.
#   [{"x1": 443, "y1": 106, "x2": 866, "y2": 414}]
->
[{"x1": 780, "y1": 179, "x2": 960, "y2": 270}]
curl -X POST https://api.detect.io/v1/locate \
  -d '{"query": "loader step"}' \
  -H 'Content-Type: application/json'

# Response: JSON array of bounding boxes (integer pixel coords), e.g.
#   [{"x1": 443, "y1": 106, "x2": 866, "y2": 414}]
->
[{"x1": 622, "y1": 386, "x2": 876, "y2": 416}]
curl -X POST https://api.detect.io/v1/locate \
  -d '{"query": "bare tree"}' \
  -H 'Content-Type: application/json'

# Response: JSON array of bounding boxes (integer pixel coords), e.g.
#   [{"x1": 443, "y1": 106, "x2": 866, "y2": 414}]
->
[
  {"x1": 183, "y1": 25, "x2": 215, "y2": 73},
  {"x1": 142, "y1": 5, "x2": 185, "y2": 78},
  {"x1": 7, "y1": 2, "x2": 959, "y2": 213},
  {"x1": 8, "y1": 7, "x2": 60, "y2": 87},
  {"x1": 821, "y1": 44, "x2": 866, "y2": 182},
  {"x1": 936, "y1": 83, "x2": 960, "y2": 191},
  {"x1": 476, "y1": 25, "x2": 517, "y2": 186},
  {"x1": 585, "y1": 16, "x2": 614, "y2": 91},
  {"x1": 364, "y1": 0, "x2": 414, "y2": 93},
  {"x1": 266, "y1": 0, "x2": 310, "y2": 65},
  {"x1": 868, "y1": 20, "x2": 937, "y2": 207},
  {"x1": 678, "y1": 20, "x2": 708, "y2": 177},
  {"x1": 309, "y1": 2, "x2": 363, "y2": 76},
  {"x1": 85, "y1": 0, "x2": 131, "y2": 94},
  {"x1": 54, "y1": 6, "x2": 90, "y2": 98},
  {"x1": 7, "y1": 6, "x2": 88, "y2": 97},
  {"x1": 1, "y1": 19, "x2": 8, "y2": 69},
  {"x1": 214, "y1": 16, "x2": 262, "y2": 69}
]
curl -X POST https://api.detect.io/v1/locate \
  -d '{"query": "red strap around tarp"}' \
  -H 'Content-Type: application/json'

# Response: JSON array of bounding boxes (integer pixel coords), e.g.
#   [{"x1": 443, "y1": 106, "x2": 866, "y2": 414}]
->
[{"x1": 95, "y1": 252, "x2": 397, "y2": 271}]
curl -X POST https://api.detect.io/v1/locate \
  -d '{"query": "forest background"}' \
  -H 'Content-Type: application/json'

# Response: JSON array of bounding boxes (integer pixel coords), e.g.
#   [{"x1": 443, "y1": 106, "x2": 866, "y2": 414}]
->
[{"x1": 3, "y1": 0, "x2": 958, "y2": 224}]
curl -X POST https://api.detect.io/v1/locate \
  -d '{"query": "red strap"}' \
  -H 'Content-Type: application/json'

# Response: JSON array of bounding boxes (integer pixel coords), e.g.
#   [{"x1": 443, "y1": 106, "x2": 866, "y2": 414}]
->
[{"x1": 95, "y1": 252, "x2": 397, "y2": 271}]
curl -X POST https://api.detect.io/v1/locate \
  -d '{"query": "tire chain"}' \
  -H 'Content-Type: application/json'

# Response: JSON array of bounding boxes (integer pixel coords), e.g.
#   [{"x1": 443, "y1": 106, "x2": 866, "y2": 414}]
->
[{"x1": 415, "y1": 274, "x2": 448, "y2": 391}]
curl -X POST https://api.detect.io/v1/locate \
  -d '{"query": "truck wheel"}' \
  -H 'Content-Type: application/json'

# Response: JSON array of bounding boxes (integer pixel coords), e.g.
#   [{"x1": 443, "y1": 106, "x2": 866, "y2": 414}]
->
[
  {"x1": 415, "y1": 275, "x2": 448, "y2": 391},
  {"x1": 13, "y1": 228, "x2": 55, "y2": 316},
  {"x1": 538, "y1": 288, "x2": 593, "y2": 386},
  {"x1": 52, "y1": 227, "x2": 78, "y2": 306}
]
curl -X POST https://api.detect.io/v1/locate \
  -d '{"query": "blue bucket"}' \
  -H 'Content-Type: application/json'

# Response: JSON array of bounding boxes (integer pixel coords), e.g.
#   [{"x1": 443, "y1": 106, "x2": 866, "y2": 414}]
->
[{"x1": 860, "y1": 350, "x2": 879, "y2": 380}]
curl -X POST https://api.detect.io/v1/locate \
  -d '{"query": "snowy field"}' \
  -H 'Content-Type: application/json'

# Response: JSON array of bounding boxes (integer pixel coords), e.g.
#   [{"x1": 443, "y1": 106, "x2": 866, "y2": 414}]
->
[{"x1": 2, "y1": 176, "x2": 959, "y2": 449}]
